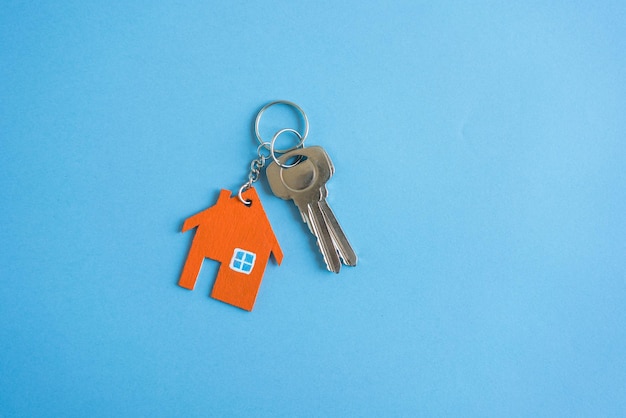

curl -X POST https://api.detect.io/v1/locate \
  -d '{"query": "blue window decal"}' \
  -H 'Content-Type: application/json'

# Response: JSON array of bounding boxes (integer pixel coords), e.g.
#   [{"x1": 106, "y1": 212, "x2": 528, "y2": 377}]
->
[{"x1": 229, "y1": 248, "x2": 256, "y2": 275}]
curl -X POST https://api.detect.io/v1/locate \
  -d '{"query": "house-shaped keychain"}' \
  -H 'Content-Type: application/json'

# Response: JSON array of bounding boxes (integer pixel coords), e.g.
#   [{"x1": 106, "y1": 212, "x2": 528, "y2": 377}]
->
[{"x1": 178, "y1": 188, "x2": 283, "y2": 311}]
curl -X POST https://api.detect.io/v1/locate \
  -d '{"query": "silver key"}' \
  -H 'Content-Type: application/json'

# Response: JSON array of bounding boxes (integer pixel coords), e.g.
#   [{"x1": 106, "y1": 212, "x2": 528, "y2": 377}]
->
[{"x1": 266, "y1": 146, "x2": 357, "y2": 273}]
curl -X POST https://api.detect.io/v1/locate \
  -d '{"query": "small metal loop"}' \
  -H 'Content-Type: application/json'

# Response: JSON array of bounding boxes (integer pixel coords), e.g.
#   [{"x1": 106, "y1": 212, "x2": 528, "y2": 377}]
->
[
  {"x1": 255, "y1": 100, "x2": 308, "y2": 154},
  {"x1": 270, "y1": 128, "x2": 305, "y2": 169},
  {"x1": 238, "y1": 183, "x2": 252, "y2": 206},
  {"x1": 248, "y1": 172, "x2": 258, "y2": 184},
  {"x1": 237, "y1": 142, "x2": 271, "y2": 206},
  {"x1": 256, "y1": 142, "x2": 271, "y2": 161}
]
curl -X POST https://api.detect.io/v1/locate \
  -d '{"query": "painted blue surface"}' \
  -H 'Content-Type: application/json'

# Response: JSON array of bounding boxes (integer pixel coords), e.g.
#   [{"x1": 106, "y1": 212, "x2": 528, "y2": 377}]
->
[
  {"x1": 1, "y1": 1, "x2": 625, "y2": 416},
  {"x1": 231, "y1": 249, "x2": 255, "y2": 274}
]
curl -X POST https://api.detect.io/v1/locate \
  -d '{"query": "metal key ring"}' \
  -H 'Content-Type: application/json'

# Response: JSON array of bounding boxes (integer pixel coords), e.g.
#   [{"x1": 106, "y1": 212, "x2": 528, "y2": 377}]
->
[
  {"x1": 270, "y1": 128, "x2": 305, "y2": 169},
  {"x1": 255, "y1": 100, "x2": 309, "y2": 154}
]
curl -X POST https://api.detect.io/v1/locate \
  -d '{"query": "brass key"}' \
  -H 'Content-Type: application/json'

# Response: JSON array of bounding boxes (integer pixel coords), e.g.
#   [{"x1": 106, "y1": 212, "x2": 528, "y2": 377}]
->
[{"x1": 266, "y1": 146, "x2": 357, "y2": 272}]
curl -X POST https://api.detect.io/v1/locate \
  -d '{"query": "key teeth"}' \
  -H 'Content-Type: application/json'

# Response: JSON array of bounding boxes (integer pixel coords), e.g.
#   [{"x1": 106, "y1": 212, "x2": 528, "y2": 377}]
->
[
  {"x1": 319, "y1": 201, "x2": 358, "y2": 268},
  {"x1": 319, "y1": 246, "x2": 341, "y2": 273},
  {"x1": 306, "y1": 215, "x2": 341, "y2": 273},
  {"x1": 319, "y1": 238, "x2": 357, "y2": 272},
  {"x1": 314, "y1": 238, "x2": 339, "y2": 273},
  {"x1": 304, "y1": 201, "x2": 356, "y2": 273},
  {"x1": 302, "y1": 215, "x2": 315, "y2": 235},
  {"x1": 328, "y1": 226, "x2": 358, "y2": 267},
  {"x1": 328, "y1": 250, "x2": 343, "y2": 273},
  {"x1": 299, "y1": 202, "x2": 338, "y2": 273},
  {"x1": 306, "y1": 204, "x2": 357, "y2": 272}
]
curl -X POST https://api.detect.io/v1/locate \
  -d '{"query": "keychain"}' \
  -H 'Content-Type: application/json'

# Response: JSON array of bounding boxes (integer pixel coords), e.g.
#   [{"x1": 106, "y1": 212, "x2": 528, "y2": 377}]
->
[{"x1": 178, "y1": 100, "x2": 356, "y2": 311}]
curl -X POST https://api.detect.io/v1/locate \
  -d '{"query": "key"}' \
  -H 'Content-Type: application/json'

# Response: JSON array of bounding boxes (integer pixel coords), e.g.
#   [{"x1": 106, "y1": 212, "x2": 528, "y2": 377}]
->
[
  {"x1": 267, "y1": 146, "x2": 339, "y2": 271},
  {"x1": 310, "y1": 148, "x2": 357, "y2": 267},
  {"x1": 266, "y1": 146, "x2": 357, "y2": 272}
]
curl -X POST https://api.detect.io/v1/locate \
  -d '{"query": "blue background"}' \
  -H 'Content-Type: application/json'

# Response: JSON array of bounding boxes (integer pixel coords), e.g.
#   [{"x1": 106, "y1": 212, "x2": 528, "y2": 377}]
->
[{"x1": 1, "y1": 1, "x2": 625, "y2": 416}]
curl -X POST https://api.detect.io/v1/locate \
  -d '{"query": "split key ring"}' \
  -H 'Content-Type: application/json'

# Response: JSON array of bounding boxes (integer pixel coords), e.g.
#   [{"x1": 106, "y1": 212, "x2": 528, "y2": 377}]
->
[{"x1": 254, "y1": 100, "x2": 309, "y2": 154}]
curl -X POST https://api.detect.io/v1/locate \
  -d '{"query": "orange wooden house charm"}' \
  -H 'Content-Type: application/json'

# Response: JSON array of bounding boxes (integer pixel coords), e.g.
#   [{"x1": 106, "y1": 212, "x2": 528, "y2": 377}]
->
[{"x1": 178, "y1": 188, "x2": 283, "y2": 311}]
